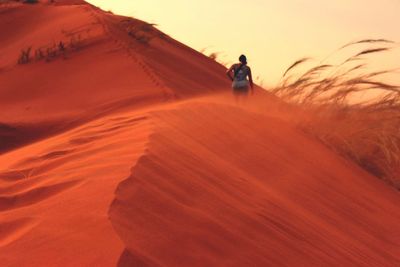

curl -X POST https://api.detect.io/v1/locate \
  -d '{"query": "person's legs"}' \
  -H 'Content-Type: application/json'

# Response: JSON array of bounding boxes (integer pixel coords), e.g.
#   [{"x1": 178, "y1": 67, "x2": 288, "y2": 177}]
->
[
  {"x1": 233, "y1": 87, "x2": 249, "y2": 105},
  {"x1": 232, "y1": 79, "x2": 250, "y2": 104}
]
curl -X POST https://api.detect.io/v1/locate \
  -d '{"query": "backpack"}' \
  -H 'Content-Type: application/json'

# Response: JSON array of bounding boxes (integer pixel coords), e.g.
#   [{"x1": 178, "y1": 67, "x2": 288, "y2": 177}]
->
[{"x1": 234, "y1": 64, "x2": 245, "y2": 79}]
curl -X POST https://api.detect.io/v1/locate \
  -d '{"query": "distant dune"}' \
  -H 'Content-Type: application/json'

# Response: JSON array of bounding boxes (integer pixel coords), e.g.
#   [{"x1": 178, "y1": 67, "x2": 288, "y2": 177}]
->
[{"x1": 1, "y1": 1, "x2": 400, "y2": 267}]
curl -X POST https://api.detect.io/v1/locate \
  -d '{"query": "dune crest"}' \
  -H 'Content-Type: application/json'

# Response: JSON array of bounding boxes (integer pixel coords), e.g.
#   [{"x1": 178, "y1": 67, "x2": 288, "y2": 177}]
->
[
  {"x1": 0, "y1": 0, "x2": 230, "y2": 153},
  {"x1": 109, "y1": 103, "x2": 400, "y2": 266},
  {"x1": 0, "y1": 110, "x2": 154, "y2": 266}
]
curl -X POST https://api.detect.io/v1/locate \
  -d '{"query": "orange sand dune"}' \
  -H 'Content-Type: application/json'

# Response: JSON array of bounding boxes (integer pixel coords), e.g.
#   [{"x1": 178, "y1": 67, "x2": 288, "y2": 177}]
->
[
  {"x1": 1, "y1": 1, "x2": 400, "y2": 267},
  {"x1": 0, "y1": 1, "x2": 231, "y2": 152},
  {"x1": 110, "y1": 103, "x2": 400, "y2": 267}
]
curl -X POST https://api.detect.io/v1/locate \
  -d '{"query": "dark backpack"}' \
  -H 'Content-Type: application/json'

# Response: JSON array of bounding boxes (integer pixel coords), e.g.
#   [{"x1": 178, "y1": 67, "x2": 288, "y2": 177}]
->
[{"x1": 234, "y1": 64, "x2": 244, "y2": 78}]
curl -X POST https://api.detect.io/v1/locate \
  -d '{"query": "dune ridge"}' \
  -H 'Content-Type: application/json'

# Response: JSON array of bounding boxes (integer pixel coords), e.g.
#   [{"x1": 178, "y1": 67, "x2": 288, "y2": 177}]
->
[
  {"x1": 0, "y1": 1, "x2": 230, "y2": 153},
  {"x1": 109, "y1": 103, "x2": 400, "y2": 267},
  {"x1": 0, "y1": 110, "x2": 155, "y2": 266}
]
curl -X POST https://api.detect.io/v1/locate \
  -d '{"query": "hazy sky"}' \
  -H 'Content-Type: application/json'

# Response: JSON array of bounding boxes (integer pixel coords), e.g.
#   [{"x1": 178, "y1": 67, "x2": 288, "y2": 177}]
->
[{"x1": 87, "y1": 0, "x2": 400, "y2": 87}]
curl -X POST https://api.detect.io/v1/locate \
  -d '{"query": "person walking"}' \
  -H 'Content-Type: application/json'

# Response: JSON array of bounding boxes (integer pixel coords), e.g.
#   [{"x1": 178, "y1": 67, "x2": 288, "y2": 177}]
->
[{"x1": 226, "y1": 54, "x2": 254, "y2": 95}]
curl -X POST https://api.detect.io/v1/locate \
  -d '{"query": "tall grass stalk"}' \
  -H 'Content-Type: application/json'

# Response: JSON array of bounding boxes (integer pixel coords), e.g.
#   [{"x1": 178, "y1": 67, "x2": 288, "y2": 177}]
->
[{"x1": 273, "y1": 39, "x2": 400, "y2": 188}]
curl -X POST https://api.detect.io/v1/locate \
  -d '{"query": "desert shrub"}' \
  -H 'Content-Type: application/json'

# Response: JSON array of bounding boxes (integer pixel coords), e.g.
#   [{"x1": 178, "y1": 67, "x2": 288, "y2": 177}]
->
[
  {"x1": 19, "y1": 39, "x2": 74, "y2": 64},
  {"x1": 128, "y1": 30, "x2": 151, "y2": 44},
  {"x1": 209, "y1": 52, "x2": 220, "y2": 61},
  {"x1": 18, "y1": 46, "x2": 32, "y2": 64},
  {"x1": 69, "y1": 34, "x2": 82, "y2": 49},
  {"x1": 273, "y1": 39, "x2": 400, "y2": 188},
  {"x1": 34, "y1": 47, "x2": 44, "y2": 60},
  {"x1": 158, "y1": 32, "x2": 168, "y2": 40},
  {"x1": 140, "y1": 23, "x2": 157, "y2": 33},
  {"x1": 135, "y1": 34, "x2": 150, "y2": 44},
  {"x1": 122, "y1": 20, "x2": 157, "y2": 45},
  {"x1": 45, "y1": 43, "x2": 57, "y2": 60},
  {"x1": 58, "y1": 41, "x2": 66, "y2": 52}
]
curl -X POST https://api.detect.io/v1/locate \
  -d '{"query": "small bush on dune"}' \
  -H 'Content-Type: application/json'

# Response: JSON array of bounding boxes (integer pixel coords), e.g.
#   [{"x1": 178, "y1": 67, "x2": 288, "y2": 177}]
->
[
  {"x1": 23, "y1": 0, "x2": 39, "y2": 3},
  {"x1": 273, "y1": 39, "x2": 400, "y2": 188},
  {"x1": 127, "y1": 30, "x2": 151, "y2": 44},
  {"x1": 209, "y1": 52, "x2": 220, "y2": 61},
  {"x1": 69, "y1": 34, "x2": 82, "y2": 49},
  {"x1": 18, "y1": 46, "x2": 32, "y2": 64},
  {"x1": 121, "y1": 20, "x2": 157, "y2": 45},
  {"x1": 18, "y1": 37, "x2": 81, "y2": 64}
]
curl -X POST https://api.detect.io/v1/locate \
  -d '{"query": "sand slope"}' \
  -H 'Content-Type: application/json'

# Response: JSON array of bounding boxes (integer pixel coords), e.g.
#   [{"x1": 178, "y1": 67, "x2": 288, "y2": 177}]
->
[
  {"x1": 0, "y1": 109, "x2": 153, "y2": 266},
  {"x1": 0, "y1": 1, "x2": 230, "y2": 153},
  {"x1": 1, "y1": 1, "x2": 400, "y2": 267},
  {"x1": 110, "y1": 103, "x2": 400, "y2": 267}
]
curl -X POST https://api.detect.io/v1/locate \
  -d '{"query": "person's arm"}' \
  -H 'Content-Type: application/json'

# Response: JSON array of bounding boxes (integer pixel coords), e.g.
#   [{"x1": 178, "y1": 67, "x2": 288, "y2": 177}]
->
[
  {"x1": 226, "y1": 64, "x2": 235, "y2": 81},
  {"x1": 248, "y1": 67, "x2": 254, "y2": 92}
]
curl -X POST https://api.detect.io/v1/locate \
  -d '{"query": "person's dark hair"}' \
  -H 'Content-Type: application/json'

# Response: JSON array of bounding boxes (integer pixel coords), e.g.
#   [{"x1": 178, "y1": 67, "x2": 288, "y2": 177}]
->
[{"x1": 239, "y1": 55, "x2": 247, "y2": 64}]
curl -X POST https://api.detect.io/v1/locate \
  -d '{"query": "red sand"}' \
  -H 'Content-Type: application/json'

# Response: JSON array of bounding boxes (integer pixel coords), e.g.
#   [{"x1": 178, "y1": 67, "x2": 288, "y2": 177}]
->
[{"x1": 1, "y1": 1, "x2": 400, "y2": 266}]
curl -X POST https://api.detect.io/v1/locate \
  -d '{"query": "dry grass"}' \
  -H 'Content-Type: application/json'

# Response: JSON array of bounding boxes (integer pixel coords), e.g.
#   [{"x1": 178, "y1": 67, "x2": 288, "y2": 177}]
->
[
  {"x1": 121, "y1": 19, "x2": 157, "y2": 45},
  {"x1": 273, "y1": 39, "x2": 400, "y2": 188},
  {"x1": 18, "y1": 46, "x2": 32, "y2": 64},
  {"x1": 208, "y1": 52, "x2": 220, "y2": 61},
  {"x1": 18, "y1": 34, "x2": 83, "y2": 64}
]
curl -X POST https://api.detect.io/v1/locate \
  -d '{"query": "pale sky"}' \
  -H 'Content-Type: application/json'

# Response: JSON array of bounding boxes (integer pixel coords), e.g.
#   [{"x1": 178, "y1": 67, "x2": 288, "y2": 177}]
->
[{"x1": 87, "y1": 0, "x2": 400, "y2": 87}]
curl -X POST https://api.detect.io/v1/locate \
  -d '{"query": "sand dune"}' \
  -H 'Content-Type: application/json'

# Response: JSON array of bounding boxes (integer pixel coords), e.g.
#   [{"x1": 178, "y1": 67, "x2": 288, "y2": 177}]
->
[
  {"x1": 1, "y1": 1, "x2": 400, "y2": 266},
  {"x1": 111, "y1": 103, "x2": 400, "y2": 267},
  {"x1": 0, "y1": 1, "x2": 230, "y2": 153},
  {"x1": 0, "y1": 109, "x2": 152, "y2": 266}
]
